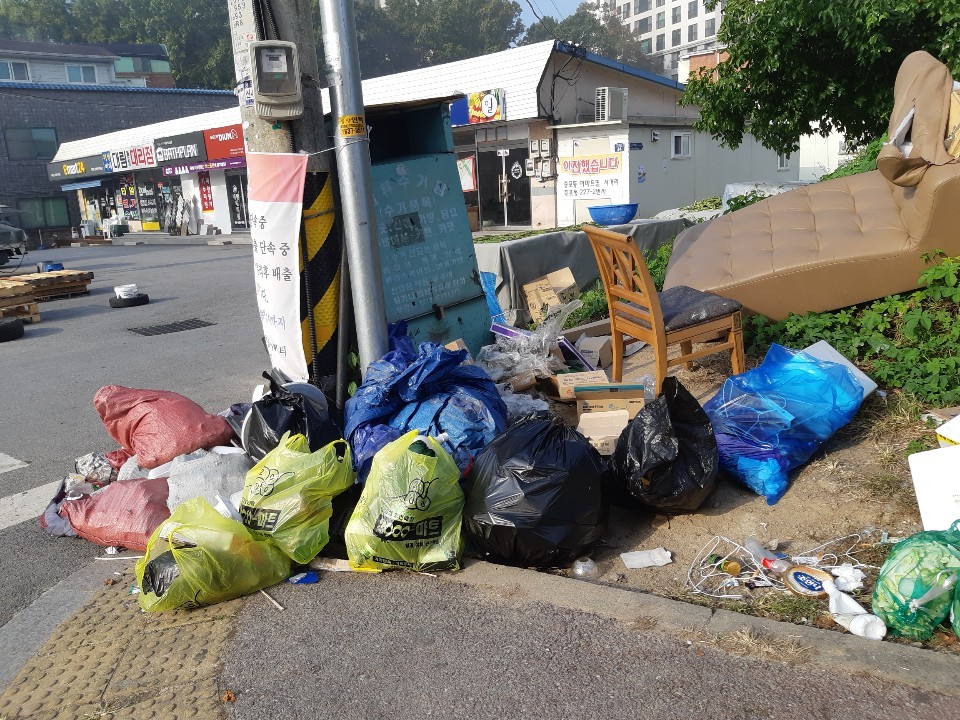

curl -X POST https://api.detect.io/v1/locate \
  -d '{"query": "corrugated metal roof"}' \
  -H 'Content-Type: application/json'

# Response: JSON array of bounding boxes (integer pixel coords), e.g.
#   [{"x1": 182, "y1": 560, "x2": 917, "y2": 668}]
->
[
  {"x1": 0, "y1": 39, "x2": 118, "y2": 59},
  {"x1": 51, "y1": 107, "x2": 241, "y2": 162},
  {"x1": 0, "y1": 80, "x2": 231, "y2": 94},
  {"x1": 322, "y1": 40, "x2": 556, "y2": 121}
]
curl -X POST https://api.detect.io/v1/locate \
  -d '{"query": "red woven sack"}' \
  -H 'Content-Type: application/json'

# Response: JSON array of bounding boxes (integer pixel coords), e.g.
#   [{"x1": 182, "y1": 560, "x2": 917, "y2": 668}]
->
[
  {"x1": 59, "y1": 478, "x2": 171, "y2": 551},
  {"x1": 94, "y1": 386, "x2": 235, "y2": 469}
]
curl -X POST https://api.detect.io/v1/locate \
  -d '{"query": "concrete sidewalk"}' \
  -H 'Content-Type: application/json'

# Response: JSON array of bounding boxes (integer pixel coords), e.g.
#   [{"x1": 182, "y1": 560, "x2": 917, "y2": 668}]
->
[{"x1": 0, "y1": 557, "x2": 957, "y2": 720}]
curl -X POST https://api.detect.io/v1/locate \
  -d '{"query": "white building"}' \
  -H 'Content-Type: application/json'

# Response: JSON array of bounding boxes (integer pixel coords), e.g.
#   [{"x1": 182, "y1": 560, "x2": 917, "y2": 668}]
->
[{"x1": 599, "y1": 0, "x2": 725, "y2": 81}]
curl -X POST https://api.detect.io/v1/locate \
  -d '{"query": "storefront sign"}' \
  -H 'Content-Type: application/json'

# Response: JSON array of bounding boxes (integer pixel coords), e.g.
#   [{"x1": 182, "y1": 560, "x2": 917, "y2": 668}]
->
[
  {"x1": 558, "y1": 153, "x2": 622, "y2": 175},
  {"x1": 247, "y1": 152, "x2": 309, "y2": 381},
  {"x1": 118, "y1": 175, "x2": 140, "y2": 220},
  {"x1": 155, "y1": 131, "x2": 207, "y2": 165},
  {"x1": 160, "y1": 156, "x2": 247, "y2": 177},
  {"x1": 136, "y1": 180, "x2": 160, "y2": 221},
  {"x1": 110, "y1": 143, "x2": 157, "y2": 172},
  {"x1": 468, "y1": 89, "x2": 504, "y2": 124},
  {"x1": 204, "y1": 124, "x2": 245, "y2": 159},
  {"x1": 46, "y1": 154, "x2": 108, "y2": 181},
  {"x1": 198, "y1": 171, "x2": 214, "y2": 212},
  {"x1": 226, "y1": 174, "x2": 249, "y2": 229}
]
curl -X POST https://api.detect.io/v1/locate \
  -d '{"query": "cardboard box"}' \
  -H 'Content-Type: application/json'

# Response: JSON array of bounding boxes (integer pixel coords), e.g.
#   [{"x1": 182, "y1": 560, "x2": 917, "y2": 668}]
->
[
  {"x1": 908, "y1": 444, "x2": 960, "y2": 530},
  {"x1": 522, "y1": 267, "x2": 579, "y2": 323},
  {"x1": 935, "y1": 414, "x2": 960, "y2": 448},
  {"x1": 548, "y1": 369, "x2": 609, "y2": 401},
  {"x1": 575, "y1": 383, "x2": 647, "y2": 419},
  {"x1": 576, "y1": 334, "x2": 612, "y2": 369},
  {"x1": 577, "y1": 409, "x2": 629, "y2": 455},
  {"x1": 444, "y1": 338, "x2": 473, "y2": 364}
]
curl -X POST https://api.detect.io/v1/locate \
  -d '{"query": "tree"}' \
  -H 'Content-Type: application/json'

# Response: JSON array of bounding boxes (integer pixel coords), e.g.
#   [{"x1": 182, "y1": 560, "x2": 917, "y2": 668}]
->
[
  {"x1": 523, "y1": 2, "x2": 657, "y2": 71},
  {"x1": 384, "y1": 0, "x2": 524, "y2": 66},
  {"x1": 681, "y1": 0, "x2": 960, "y2": 154}
]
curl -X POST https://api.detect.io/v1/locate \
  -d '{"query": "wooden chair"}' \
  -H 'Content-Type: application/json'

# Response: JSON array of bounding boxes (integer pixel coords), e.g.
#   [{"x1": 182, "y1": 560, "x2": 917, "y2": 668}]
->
[{"x1": 582, "y1": 224, "x2": 745, "y2": 392}]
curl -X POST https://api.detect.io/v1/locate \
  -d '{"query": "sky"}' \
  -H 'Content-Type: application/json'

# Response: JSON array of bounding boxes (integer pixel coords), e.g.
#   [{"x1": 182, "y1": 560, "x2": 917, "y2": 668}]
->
[{"x1": 518, "y1": 0, "x2": 586, "y2": 28}]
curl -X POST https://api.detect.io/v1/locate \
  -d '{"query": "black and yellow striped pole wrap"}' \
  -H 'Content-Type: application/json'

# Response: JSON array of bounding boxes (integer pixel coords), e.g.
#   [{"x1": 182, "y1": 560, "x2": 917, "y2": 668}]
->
[{"x1": 299, "y1": 171, "x2": 341, "y2": 380}]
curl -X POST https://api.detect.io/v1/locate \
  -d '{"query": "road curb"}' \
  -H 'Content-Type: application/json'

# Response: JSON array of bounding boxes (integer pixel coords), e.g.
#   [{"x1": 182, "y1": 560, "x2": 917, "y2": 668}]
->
[{"x1": 447, "y1": 559, "x2": 960, "y2": 696}]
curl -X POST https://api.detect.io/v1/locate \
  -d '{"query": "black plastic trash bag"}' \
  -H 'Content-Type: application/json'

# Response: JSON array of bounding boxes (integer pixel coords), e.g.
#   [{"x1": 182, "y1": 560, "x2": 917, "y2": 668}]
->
[
  {"x1": 463, "y1": 416, "x2": 608, "y2": 568},
  {"x1": 611, "y1": 377, "x2": 718, "y2": 513},
  {"x1": 244, "y1": 376, "x2": 342, "y2": 462}
]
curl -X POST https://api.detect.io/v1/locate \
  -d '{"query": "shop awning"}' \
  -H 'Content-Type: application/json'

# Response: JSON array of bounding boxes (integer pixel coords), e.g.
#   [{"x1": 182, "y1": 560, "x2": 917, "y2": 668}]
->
[{"x1": 61, "y1": 180, "x2": 102, "y2": 191}]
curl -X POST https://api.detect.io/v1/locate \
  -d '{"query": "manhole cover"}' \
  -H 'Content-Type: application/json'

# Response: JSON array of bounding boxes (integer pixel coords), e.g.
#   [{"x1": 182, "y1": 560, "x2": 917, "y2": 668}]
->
[{"x1": 129, "y1": 318, "x2": 215, "y2": 336}]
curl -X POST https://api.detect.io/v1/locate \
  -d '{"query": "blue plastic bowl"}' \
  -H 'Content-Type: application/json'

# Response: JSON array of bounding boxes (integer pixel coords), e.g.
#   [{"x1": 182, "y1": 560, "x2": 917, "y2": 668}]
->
[{"x1": 587, "y1": 203, "x2": 639, "y2": 225}]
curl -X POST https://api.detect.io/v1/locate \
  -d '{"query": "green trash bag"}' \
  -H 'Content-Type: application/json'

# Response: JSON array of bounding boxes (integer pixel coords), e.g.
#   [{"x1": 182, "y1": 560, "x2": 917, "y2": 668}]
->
[
  {"x1": 239, "y1": 433, "x2": 356, "y2": 564},
  {"x1": 136, "y1": 497, "x2": 291, "y2": 612},
  {"x1": 345, "y1": 431, "x2": 464, "y2": 572},
  {"x1": 871, "y1": 521, "x2": 960, "y2": 641}
]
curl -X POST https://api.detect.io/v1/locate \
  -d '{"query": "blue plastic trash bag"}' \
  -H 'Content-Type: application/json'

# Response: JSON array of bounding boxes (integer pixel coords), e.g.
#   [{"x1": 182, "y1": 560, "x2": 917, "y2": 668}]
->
[
  {"x1": 345, "y1": 322, "x2": 508, "y2": 478},
  {"x1": 703, "y1": 344, "x2": 863, "y2": 504}
]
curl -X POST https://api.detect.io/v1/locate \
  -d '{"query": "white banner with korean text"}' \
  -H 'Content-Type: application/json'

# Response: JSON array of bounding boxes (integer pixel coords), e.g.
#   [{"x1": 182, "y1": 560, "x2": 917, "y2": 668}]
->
[{"x1": 247, "y1": 152, "x2": 308, "y2": 381}]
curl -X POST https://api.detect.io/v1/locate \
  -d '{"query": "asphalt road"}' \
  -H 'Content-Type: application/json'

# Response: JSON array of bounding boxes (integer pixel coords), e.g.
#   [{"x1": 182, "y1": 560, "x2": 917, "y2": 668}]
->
[{"x1": 0, "y1": 243, "x2": 268, "y2": 626}]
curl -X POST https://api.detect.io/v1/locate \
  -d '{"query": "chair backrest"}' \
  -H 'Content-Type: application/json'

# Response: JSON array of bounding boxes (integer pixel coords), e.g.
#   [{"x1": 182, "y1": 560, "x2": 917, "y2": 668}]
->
[{"x1": 582, "y1": 224, "x2": 667, "y2": 348}]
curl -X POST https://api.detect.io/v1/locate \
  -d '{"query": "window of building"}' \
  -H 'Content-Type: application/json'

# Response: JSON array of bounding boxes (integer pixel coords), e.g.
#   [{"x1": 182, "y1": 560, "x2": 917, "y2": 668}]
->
[
  {"x1": 672, "y1": 131, "x2": 692, "y2": 159},
  {"x1": 671, "y1": 29, "x2": 681, "y2": 46},
  {"x1": 634, "y1": 0, "x2": 651, "y2": 12},
  {"x1": 4, "y1": 127, "x2": 58, "y2": 160},
  {"x1": 672, "y1": 6, "x2": 681, "y2": 23},
  {"x1": 688, "y1": 1, "x2": 699, "y2": 19},
  {"x1": 639, "y1": 38, "x2": 652, "y2": 54},
  {"x1": 705, "y1": 18, "x2": 716, "y2": 36},
  {"x1": 66, "y1": 64, "x2": 97, "y2": 83},
  {"x1": 17, "y1": 197, "x2": 70, "y2": 229},
  {"x1": 655, "y1": 33, "x2": 665, "y2": 51},
  {"x1": 688, "y1": 24, "x2": 698, "y2": 42},
  {"x1": 636, "y1": 17, "x2": 651, "y2": 33},
  {"x1": 778, "y1": 153, "x2": 791, "y2": 171},
  {"x1": 656, "y1": 11, "x2": 665, "y2": 29},
  {"x1": 656, "y1": 0, "x2": 665, "y2": 6},
  {"x1": 0, "y1": 60, "x2": 29, "y2": 81},
  {"x1": 622, "y1": 2, "x2": 630, "y2": 17}
]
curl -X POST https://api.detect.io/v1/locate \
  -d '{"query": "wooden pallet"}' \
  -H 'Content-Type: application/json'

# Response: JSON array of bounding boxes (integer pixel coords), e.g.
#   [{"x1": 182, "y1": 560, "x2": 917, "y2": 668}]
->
[
  {"x1": 0, "y1": 301, "x2": 40, "y2": 323},
  {"x1": 0, "y1": 280, "x2": 34, "y2": 299},
  {"x1": 13, "y1": 270, "x2": 93, "y2": 300}
]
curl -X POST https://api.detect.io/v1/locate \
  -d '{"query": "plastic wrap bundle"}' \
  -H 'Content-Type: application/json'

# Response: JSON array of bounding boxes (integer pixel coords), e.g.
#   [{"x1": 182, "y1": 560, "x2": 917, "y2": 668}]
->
[
  {"x1": 611, "y1": 377, "x2": 717, "y2": 513},
  {"x1": 703, "y1": 344, "x2": 863, "y2": 504},
  {"x1": 344, "y1": 322, "x2": 507, "y2": 477},
  {"x1": 463, "y1": 416, "x2": 608, "y2": 568},
  {"x1": 871, "y1": 522, "x2": 960, "y2": 641}
]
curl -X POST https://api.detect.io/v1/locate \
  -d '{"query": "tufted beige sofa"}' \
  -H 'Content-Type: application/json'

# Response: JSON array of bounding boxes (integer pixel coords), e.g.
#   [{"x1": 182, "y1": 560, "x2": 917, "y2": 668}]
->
[{"x1": 664, "y1": 52, "x2": 960, "y2": 320}]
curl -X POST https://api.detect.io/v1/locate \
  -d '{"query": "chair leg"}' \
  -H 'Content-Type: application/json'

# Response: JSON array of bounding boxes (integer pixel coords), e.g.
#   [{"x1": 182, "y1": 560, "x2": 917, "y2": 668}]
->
[
  {"x1": 653, "y1": 343, "x2": 669, "y2": 395},
  {"x1": 611, "y1": 330, "x2": 625, "y2": 382},
  {"x1": 730, "y1": 315, "x2": 745, "y2": 376},
  {"x1": 679, "y1": 340, "x2": 693, "y2": 370}
]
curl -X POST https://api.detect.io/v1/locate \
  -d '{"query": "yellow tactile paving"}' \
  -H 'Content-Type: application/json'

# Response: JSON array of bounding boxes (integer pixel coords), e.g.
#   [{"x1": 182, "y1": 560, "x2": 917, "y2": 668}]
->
[{"x1": 0, "y1": 570, "x2": 241, "y2": 720}]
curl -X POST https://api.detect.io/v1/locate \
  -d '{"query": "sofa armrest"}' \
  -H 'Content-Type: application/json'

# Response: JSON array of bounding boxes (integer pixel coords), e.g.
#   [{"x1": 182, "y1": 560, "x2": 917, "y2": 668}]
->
[{"x1": 896, "y1": 163, "x2": 960, "y2": 246}]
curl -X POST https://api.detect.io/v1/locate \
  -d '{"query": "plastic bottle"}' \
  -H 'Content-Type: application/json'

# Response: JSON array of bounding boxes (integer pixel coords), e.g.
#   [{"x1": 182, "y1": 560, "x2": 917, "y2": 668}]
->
[
  {"x1": 743, "y1": 537, "x2": 792, "y2": 575},
  {"x1": 571, "y1": 557, "x2": 600, "y2": 579}
]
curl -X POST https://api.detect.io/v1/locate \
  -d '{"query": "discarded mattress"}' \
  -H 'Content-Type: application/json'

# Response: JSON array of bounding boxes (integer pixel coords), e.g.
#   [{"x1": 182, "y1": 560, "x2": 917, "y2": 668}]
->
[{"x1": 664, "y1": 51, "x2": 960, "y2": 320}]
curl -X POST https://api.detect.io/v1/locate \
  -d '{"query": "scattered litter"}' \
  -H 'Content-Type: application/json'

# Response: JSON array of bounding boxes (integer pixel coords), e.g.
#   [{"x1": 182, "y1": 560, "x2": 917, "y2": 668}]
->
[
  {"x1": 221, "y1": 690, "x2": 236, "y2": 704},
  {"x1": 497, "y1": 386, "x2": 550, "y2": 422},
  {"x1": 105, "y1": 546, "x2": 119, "y2": 555},
  {"x1": 621, "y1": 548, "x2": 673, "y2": 569},
  {"x1": 823, "y1": 578, "x2": 886, "y2": 640},
  {"x1": 287, "y1": 571, "x2": 319, "y2": 584},
  {"x1": 571, "y1": 557, "x2": 600, "y2": 579},
  {"x1": 103, "y1": 578, "x2": 117, "y2": 586},
  {"x1": 831, "y1": 563, "x2": 867, "y2": 592},
  {"x1": 95, "y1": 555, "x2": 144, "y2": 561},
  {"x1": 260, "y1": 588, "x2": 284, "y2": 611},
  {"x1": 308, "y1": 557, "x2": 379, "y2": 573}
]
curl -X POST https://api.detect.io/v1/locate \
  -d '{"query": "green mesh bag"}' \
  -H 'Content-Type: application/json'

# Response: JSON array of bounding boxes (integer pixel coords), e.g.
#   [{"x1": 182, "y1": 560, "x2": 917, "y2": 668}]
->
[{"x1": 871, "y1": 521, "x2": 960, "y2": 641}]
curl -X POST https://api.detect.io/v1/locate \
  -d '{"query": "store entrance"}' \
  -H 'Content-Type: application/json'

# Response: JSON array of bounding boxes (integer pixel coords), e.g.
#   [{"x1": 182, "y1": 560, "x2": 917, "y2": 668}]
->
[{"x1": 477, "y1": 147, "x2": 531, "y2": 227}]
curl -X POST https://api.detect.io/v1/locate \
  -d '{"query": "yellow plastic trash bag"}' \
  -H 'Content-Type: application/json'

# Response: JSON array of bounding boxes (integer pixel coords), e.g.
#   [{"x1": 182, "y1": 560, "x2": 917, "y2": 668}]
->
[
  {"x1": 240, "y1": 433, "x2": 355, "y2": 564},
  {"x1": 345, "y1": 431, "x2": 464, "y2": 572},
  {"x1": 136, "y1": 497, "x2": 291, "y2": 612}
]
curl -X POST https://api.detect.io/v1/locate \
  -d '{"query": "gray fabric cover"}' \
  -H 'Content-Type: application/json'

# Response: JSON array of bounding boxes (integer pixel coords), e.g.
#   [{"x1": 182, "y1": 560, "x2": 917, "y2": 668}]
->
[
  {"x1": 659, "y1": 285, "x2": 741, "y2": 332},
  {"x1": 475, "y1": 219, "x2": 692, "y2": 326},
  {"x1": 165, "y1": 449, "x2": 253, "y2": 512}
]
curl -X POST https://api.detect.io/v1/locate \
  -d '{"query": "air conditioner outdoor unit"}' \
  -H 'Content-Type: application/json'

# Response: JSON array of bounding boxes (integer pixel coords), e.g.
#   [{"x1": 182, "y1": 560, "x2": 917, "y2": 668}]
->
[{"x1": 595, "y1": 87, "x2": 628, "y2": 122}]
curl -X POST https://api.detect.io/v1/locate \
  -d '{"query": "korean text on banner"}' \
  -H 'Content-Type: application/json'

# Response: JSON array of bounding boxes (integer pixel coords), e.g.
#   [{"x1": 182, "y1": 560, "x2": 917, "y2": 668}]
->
[{"x1": 247, "y1": 152, "x2": 309, "y2": 381}]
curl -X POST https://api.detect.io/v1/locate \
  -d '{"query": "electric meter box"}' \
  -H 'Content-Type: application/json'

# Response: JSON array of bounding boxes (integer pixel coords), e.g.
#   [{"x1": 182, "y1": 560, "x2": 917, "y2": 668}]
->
[{"x1": 249, "y1": 41, "x2": 303, "y2": 120}]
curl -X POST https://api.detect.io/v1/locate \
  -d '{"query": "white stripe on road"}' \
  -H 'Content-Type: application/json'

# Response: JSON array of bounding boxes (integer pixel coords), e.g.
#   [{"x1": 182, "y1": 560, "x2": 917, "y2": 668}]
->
[
  {"x1": 0, "y1": 453, "x2": 28, "y2": 475},
  {"x1": 0, "y1": 480, "x2": 60, "y2": 532}
]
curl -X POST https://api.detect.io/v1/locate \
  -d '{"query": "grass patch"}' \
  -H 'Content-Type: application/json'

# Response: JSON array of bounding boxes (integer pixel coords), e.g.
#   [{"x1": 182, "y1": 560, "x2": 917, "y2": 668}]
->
[
  {"x1": 819, "y1": 135, "x2": 886, "y2": 181},
  {"x1": 683, "y1": 627, "x2": 811, "y2": 664}
]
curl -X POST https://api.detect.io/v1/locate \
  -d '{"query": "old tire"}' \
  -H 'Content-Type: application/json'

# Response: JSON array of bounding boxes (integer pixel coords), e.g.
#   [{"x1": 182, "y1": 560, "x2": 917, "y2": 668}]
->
[
  {"x1": 109, "y1": 293, "x2": 150, "y2": 308},
  {"x1": 0, "y1": 318, "x2": 25, "y2": 342}
]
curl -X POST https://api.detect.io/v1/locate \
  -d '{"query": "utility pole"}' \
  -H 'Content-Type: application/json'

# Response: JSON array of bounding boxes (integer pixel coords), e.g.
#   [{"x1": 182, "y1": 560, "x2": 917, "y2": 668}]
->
[{"x1": 318, "y1": 0, "x2": 389, "y2": 373}]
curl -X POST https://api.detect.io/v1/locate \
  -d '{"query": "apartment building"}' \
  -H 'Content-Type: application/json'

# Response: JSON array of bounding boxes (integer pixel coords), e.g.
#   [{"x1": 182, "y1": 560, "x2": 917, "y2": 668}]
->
[{"x1": 599, "y1": 0, "x2": 725, "y2": 81}]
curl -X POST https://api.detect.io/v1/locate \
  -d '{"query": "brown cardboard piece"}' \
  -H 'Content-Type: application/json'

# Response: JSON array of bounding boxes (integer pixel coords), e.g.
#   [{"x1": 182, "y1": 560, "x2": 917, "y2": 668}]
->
[
  {"x1": 444, "y1": 338, "x2": 473, "y2": 364},
  {"x1": 522, "y1": 267, "x2": 579, "y2": 323},
  {"x1": 547, "y1": 369, "x2": 609, "y2": 401},
  {"x1": 576, "y1": 410, "x2": 629, "y2": 455},
  {"x1": 575, "y1": 384, "x2": 647, "y2": 419}
]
